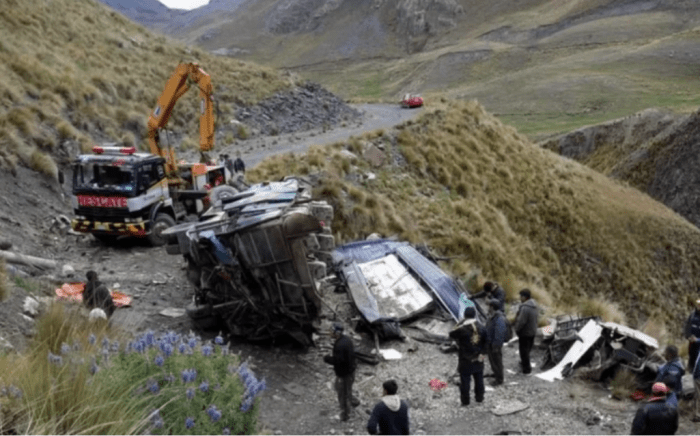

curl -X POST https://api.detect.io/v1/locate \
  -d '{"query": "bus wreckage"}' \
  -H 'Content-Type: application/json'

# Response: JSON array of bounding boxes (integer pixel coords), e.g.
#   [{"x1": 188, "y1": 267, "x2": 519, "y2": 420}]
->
[{"x1": 163, "y1": 178, "x2": 335, "y2": 347}]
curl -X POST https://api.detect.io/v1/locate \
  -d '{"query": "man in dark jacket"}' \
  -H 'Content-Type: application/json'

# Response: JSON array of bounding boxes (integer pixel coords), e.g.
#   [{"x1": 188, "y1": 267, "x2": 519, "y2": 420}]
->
[
  {"x1": 471, "y1": 281, "x2": 506, "y2": 313},
  {"x1": 631, "y1": 382, "x2": 678, "y2": 434},
  {"x1": 655, "y1": 345, "x2": 684, "y2": 399},
  {"x1": 513, "y1": 288, "x2": 538, "y2": 375},
  {"x1": 693, "y1": 351, "x2": 700, "y2": 422},
  {"x1": 324, "y1": 323, "x2": 357, "y2": 421},
  {"x1": 367, "y1": 380, "x2": 410, "y2": 435},
  {"x1": 684, "y1": 299, "x2": 700, "y2": 371},
  {"x1": 449, "y1": 306, "x2": 487, "y2": 406},
  {"x1": 485, "y1": 299, "x2": 507, "y2": 386},
  {"x1": 233, "y1": 152, "x2": 246, "y2": 174},
  {"x1": 83, "y1": 270, "x2": 115, "y2": 317}
]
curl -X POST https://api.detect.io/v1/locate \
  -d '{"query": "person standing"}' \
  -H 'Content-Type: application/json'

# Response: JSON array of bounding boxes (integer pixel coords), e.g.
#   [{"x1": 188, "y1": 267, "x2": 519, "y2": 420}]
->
[
  {"x1": 684, "y1": 299, "x2": 700, "y2": 371},
  {"x1": 449, "y1": 306, "x2": 487, "y2": 406},
  {"x1": 366, "y1": 380, "x2": 410, "y2": 435},
  {"x1": 693, "y1": 352, "x2": 700, "y2": 422},
  {"x1": 631, "y1": 382, "x2": 678, "y2": 434},
  {"x1": 324, "y1": 323, "x2": 357, "y2": 421},
  {"x1": 655, "y1": 345, "x2": 684, "y2": 400},
  {"x1": 233, "y1": 152, "x2": 246, "y2": 174},
  {"x1": 513, "y1": 288, "x2": 538, "y2": 375},
  {"x1": 485, "y1": 299, "x2": 507, "y2": 386},
  {"x1": 470, "y1": 281, "x2": 506, "y2": 313}
]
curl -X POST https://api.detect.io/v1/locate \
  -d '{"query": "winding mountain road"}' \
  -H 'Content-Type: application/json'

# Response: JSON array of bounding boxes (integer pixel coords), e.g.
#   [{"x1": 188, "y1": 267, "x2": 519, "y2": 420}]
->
[{"x1": 222, "y1": 103, "x2": 423, "y2": 168}]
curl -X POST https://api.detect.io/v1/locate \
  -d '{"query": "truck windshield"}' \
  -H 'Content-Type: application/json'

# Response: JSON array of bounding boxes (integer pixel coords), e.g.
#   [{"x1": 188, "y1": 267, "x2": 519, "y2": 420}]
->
[{"x1": 73, "y1": 163, "x2": 137, "y2": 195}]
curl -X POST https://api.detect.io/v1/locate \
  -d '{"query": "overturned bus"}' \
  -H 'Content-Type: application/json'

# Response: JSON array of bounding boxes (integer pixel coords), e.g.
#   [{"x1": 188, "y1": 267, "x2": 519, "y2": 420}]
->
[{"x1": 163, "y1": 178, "x2": 334, "y2": 346}]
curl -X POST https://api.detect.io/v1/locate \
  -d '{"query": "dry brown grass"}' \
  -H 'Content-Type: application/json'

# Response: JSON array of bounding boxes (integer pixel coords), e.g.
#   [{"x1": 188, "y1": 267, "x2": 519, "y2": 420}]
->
[
  {"x1": 0, "y1": 259, "x2": 9, "y2": 301},
  {"x1": 0, "y1": 0, "x2": 295, "y2": 176},
  {"x1": 249, "y1": 99, "x2": 700, "y2": 336}
]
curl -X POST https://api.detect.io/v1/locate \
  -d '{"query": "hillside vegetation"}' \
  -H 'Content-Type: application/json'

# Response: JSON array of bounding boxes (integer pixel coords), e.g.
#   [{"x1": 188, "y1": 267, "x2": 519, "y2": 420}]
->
[
  {"x1": 0, "y1": 0, "x2": 293, "y2": 178},
  {"x1": 176, "y1": 0, "x2": 700, "y2": 138},
  {"x1": 250, "y1": 99, "x2": 700, "y2": 336}
]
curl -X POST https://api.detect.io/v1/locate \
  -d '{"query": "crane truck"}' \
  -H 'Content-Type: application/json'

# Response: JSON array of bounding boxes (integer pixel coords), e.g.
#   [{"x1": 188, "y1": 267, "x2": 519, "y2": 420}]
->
[{"x1": 70, "y1": 63, "x2": 233, "y2": 245}]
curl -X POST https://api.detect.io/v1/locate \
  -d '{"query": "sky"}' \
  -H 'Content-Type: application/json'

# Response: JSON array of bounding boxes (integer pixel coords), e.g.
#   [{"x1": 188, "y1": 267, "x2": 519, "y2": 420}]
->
[{"x1": 158, "y1": 0, "x2": 209, "y2": 10}]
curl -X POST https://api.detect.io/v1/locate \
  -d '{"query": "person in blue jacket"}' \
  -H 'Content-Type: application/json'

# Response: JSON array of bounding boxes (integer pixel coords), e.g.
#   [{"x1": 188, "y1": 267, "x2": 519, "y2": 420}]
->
[
  {"x1": 366, "y1": 380, "x2": 410, "y2": 435},
  {"x1": 655, "y1": 345, "x2": 684, "y2": 399}
]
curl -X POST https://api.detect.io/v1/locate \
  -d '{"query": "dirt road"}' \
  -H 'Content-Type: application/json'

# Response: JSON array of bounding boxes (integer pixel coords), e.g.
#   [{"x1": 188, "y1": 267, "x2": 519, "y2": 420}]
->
[{"x1": 220, "y1": 103, "x2": 423, "y2": 167}]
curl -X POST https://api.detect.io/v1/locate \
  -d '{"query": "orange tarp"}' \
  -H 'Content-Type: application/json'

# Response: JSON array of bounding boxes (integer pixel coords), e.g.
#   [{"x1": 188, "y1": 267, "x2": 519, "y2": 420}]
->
[{"x1": 55, "y1": 282, "x2": 132, "y2": 307}]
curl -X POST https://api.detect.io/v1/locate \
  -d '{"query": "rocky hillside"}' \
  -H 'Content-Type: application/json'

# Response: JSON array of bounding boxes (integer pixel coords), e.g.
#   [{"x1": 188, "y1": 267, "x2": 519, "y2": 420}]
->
[
  {"x1": 0, "y1": 0, "x2": 359, "y2": 179},
  {"x1": 100, "y1": 0, "x2": 700, "y2": 138},
  {"x1": 540, "y1": 108, "x2": 700, "y2": 232}
]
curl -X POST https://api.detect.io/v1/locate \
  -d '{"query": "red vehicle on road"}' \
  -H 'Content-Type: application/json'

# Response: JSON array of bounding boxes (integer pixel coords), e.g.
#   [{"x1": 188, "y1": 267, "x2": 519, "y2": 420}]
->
[{"x1": 401, "y1": 94, "x2": 424, "y2": 108}]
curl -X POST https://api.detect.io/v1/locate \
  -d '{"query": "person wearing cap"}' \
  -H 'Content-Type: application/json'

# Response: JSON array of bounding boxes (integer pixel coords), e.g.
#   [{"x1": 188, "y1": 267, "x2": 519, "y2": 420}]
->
[
  {"x1": 631, "y1": 382, "x2": 678, "y2": 434},
  {"x1": 323, "y1": 322, "x2": 357, "y2": 421},
  {"x1": 514, "y1": 288, "x2": 538, "y2": 375},
  {"x1": 655, "y1": 345, "x2": 684, "y2": 400},
  {"x1": 470, "y1": 281, "x2": 506, "y2": 313},
  {"x1": 485, "y1": 299, "x2": 507, "y2": 386},
  {"x1": 366, "y1": 379, "x2": 410, "y2": 435},
  {"x1": 684, "y1": 299, "x2": 700, "y2": 371},
  {"x1": 449, "y1": 306, "x2": 487, "y2": 406}
]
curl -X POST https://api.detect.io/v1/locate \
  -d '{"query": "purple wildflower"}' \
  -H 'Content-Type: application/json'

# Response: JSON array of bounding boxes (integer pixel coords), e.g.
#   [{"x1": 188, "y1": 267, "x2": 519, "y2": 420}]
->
[
  {"x1": 148, "y1": 381, "x2": 159, "y2": 394},
  {"x1": 153, "y1": 417, "x2": 164, "y2": 429},
  {"x1": 90, "y1": 360, "x2": 99, "y2": 375},
  {"x1": 186, "y1": 388, "x2": 195, "y2": 400},
  {"x1": 207, "y1": 405, "x2": 222, "y2": 422},
  {"x1": 88, "y1": 333, "x2": 96, "y2": 345},
  {"x1": 201, "y1": 344, "x2": 213, "y2": 357},
  {"x1": 240, "y1": 396, "x2": 254, "y2": 412},
  {"x1": 47, "y1": 352, "x2": 63, "y2": 366},
  {"x1": 185, "y1": 417, "x2": 195, "y2": 429},
  {"x1": 154, "y1": 354, "x2": 164, "y2": 367},
  {"x1": 214, "y1": 334, "x2": 224, "y2": 345},
  {"x1": 144, "y1": 330, "x2": 155, "y2": 346},
  {"x1": 188, "y1": 337, "x2": 197, "y2": 349},
  {"x1": 72, "y1": 341, "x2": 81, "y2": 352},
  {"x1": 102, "y1": 337, "x2": 110, "y2": 348},
  {"x1": 110, "y1": 340, "x2": 120, "y2": 352},
  {"x1": 199, "y1": 380, "x2": 209, "y2": 393},
  {"x1": 162, "y1": 342, "x2": 173, "y2": 357},
  {"x1": 178, "y1": 343, "x2": 188, "y2": 354},
  {"x1": 163, "y1": 373, "x2": 175, "y2": 383},
  {"x1": 60, "y1": 343, "x2": 71, "y2": 355}
]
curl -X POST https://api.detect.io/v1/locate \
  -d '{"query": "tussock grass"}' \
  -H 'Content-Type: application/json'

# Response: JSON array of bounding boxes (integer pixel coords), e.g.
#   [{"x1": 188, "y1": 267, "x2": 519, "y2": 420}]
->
[
  {"x1": 29, "y1": 149, "x2": 58, "y2": 179},
  {"x1": 610, "y1": 369, "x2": 637, "y2": 400},
  {"x1": 0, "y1": 259, "x2": 9, "y2": 301},
  {"x1": 0, "y1": 0, "x2": 295, "y2": 176},
  {"x1": 250, "y1": 99, "x2": 700, "y2": 336}
]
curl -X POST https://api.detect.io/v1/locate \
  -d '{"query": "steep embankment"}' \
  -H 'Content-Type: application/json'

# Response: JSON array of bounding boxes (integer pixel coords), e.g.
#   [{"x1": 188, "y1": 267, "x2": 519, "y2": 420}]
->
[
  {"x1": 251, "y1": 99, "x2": 700, "y2": 333},
  {"x1": 541, "y1": 107, "x2": 700, "y2": 234}
]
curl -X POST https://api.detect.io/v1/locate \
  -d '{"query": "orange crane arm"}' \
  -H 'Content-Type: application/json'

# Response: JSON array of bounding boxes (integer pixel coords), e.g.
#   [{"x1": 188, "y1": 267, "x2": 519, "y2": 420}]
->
[{"x1": 147, "y1": 63, "x2": 215, "y2": 175}]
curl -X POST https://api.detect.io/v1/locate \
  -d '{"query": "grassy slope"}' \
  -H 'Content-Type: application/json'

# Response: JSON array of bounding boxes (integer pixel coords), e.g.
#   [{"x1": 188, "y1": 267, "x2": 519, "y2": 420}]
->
[
  {"x1": 250, "y1": 100, "x2": 700, "y2": 335},
  {"x1": 0, "y1": 0, "x2": 293, "y2": 177}
]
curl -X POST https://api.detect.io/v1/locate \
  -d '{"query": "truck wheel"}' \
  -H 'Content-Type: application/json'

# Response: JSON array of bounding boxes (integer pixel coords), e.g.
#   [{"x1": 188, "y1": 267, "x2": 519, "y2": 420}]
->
[{"x1": 148, "y1": 213, "x2": 176, "y2": 246}]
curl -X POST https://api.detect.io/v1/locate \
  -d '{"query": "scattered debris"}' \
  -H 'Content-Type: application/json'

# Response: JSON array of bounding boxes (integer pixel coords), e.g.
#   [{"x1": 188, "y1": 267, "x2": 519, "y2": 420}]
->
[
  {"x1": 537, "y1": 316, "x2": 659, "y2": 383},
  {"x1": 378, "y1": 348, "x2": 402, "y2": 360},
  {"x1": 22, "y1": 297, "x2": 40, "y2": 316},
  {"x1": 491, "y1": 400, "x2": 529, "y2": 416},
  {"x1": 159, "y1": 308, "x2": 186, "y2": 318}
]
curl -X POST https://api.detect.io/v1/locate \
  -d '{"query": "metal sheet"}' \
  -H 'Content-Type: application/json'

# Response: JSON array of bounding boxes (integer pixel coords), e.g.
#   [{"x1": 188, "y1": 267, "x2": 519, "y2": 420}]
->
[
  {"x1": 600, "y1": 321, "x2": 658, "y2": 350},
  {"x1": 332, "y1": 239, "x2": 409, "y2": 265},
  {"x1": 394, "y1": 245, "x2": 462, "y2": 321},
  {"x1": 356, "y1": 255, "x2": 433, "y2": 321},
  {"x1": 536, "y1": 320, "x2": 604, "y2": 382},
  {"x1": 223, "y1": 191, "x2": 298, "y2": 212}
]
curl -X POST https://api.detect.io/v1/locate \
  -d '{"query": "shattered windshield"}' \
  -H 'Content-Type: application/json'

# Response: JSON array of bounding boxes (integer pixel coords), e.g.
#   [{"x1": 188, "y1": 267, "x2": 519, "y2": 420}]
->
[{"x1": 73, "y1": 162, "x2": 137, "y2": 195}]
